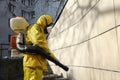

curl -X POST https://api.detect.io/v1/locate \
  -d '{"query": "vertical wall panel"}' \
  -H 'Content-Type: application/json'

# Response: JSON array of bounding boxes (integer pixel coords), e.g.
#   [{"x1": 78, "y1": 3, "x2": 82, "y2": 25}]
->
[
  {"x1": 114, "y1": 0, "x2": 120, "y2": 25},
  {"x1": 89, "y1": 29, "x2": 119, "y2": 70}
]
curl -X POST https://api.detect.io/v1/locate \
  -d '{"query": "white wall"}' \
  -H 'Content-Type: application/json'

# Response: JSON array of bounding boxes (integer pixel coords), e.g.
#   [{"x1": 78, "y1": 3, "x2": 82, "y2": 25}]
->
[{"x1": 48, "y1": 0, "x2": 120, "y2": 80}]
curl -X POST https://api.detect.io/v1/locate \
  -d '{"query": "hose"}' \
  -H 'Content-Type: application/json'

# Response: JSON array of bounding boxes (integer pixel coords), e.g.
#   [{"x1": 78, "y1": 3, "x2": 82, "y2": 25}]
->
[{"x1": 16, "y1": 33, "x2": 69, "y2": 71}]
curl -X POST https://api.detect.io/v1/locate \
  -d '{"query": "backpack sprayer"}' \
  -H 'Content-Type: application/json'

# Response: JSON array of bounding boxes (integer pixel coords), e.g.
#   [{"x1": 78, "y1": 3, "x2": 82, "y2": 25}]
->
[{"x1": 10, "y1": 17, "x2": 69, "y2": 71}]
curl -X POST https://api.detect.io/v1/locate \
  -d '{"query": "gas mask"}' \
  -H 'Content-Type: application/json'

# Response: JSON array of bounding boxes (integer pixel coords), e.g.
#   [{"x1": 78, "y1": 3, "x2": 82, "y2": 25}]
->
[
  {"x1": 47, "y1": 25, "x2": 53, "y2": 34},
  {"x1": 46, "y1": 23, "x2": 54, "y2": 34}
]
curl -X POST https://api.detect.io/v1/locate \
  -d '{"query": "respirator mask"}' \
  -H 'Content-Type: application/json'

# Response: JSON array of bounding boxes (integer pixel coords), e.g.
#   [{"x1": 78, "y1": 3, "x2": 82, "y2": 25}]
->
[{"x1": 46, "y1": 23, "x2": 54, "y2": 34}]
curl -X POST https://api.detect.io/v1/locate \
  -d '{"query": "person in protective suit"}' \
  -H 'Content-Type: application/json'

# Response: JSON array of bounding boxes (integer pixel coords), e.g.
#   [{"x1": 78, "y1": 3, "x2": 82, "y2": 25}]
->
[{"x1": 24, "y1": 14, "x2": 57, "y2": 80}]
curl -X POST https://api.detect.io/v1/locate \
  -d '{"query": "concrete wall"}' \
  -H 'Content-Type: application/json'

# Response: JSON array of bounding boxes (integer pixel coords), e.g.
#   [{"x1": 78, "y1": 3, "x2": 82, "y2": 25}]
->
[{"x1": 48, "y1": 0, "x2": 120, "y2": 80}]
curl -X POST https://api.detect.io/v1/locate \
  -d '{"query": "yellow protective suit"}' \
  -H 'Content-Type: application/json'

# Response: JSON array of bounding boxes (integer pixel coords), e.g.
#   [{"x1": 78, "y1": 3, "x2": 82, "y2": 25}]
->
[{"x1": 23, "y1": 14, "x2": 56, "y2": 80}]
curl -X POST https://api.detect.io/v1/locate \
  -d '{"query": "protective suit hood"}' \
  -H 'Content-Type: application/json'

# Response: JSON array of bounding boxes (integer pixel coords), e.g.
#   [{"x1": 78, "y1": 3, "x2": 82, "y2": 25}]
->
[{"x1": 36, "y1": 14, "x2": 53, "y2": 29}]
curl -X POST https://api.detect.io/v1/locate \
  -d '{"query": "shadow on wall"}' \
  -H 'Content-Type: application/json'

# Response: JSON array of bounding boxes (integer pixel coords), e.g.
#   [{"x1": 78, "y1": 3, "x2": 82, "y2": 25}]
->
[
  {"x1": 67, "y1": 69, "x2": 75, "y2": 80},
  {"x1": 50, "y1": 0, "x2": 120, "y2": 50},
  {"x1": 48, "y1": 0, "x2": 120, "y2": 79}
]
